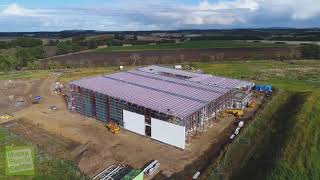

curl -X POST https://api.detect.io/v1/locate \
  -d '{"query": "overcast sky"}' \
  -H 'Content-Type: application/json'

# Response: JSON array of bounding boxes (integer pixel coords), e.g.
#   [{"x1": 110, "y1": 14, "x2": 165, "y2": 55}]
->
[{"x1": 0, "y1": 0, "x2": 320, "y2": 32}]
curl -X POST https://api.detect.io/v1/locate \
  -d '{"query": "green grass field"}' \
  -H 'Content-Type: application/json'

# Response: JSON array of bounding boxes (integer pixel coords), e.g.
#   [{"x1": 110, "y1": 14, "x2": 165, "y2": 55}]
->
[
  {"x1": 0, "y1": 128, "x2": 88, "y2": 180},
  {"x1": 267, "y1": 93, "x2": 320, "y2": 180},
  {"x1": 0, "y1": 67, "x2": 117, "y2": 82},
  {"x1": 195, "y1": 60, "x2": 320, "y2": 180},
  {"x1": 96, "y1": 40, "x2": 290, "y2": 52},
  {"x1": 0, "y1": 71, "x2": 49, "y2": 80},
  {"x1": 193, "y1": 60, "x2": 320, "y2": 91},
  {"x1": 58, "y1": 67, "x2": 119, "y2": 83}
]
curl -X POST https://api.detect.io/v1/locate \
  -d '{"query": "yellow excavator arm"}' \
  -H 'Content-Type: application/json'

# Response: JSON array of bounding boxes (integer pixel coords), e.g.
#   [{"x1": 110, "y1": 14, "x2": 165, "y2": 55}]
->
[
  {"x1": 106, "y1": 122, "x2": 120, "y2": 134},
  {"x1": 225, "y1": 109, "x2": 244, "y2": 117}
]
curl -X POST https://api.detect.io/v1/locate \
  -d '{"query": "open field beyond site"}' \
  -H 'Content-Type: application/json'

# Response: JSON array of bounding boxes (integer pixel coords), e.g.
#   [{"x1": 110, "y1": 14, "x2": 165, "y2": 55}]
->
[{"x1": 96, "y1": 40, "x2": 291, "y2": 52}]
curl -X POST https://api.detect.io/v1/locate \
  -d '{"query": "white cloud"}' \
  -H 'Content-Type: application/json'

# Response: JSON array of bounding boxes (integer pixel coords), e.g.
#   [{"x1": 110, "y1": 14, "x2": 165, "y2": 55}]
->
[
  {"x1": 199, "y1": 0, "x2": 259, "y2": 11},
  {"x1": 1, "y1": 3, "x2": 38, "y2": 16},
  {"x1": 0, "y1": 0, "x2": 320, "y2": 31},
  {"x1": 258, "y1": 0, "x2": 320, "y2": 20},
  {"x1": 151, "y1": 0, "x2": 256, "y2": 26},
  {"x1": 179, "y1": 0, "x2": 320, "y2": 26}
]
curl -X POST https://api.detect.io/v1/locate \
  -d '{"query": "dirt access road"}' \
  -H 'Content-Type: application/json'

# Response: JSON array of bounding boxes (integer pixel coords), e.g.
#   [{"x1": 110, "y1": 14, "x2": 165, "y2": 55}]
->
[{"x1": 7, "y1": 73, "x2": 242, "y2": 179}]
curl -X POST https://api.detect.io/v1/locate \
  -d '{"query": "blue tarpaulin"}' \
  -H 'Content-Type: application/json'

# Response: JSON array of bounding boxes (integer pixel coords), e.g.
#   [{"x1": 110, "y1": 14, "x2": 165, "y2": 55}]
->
[
  {"x1": 265, "y1": 85, "x2": 272, "y2": 91},
  {"x1": 255, "y1": 85, "x2": 272, "y2": 92},
  {"x1": 255, "y1": 85, "x2": 261, "y2": 91}
]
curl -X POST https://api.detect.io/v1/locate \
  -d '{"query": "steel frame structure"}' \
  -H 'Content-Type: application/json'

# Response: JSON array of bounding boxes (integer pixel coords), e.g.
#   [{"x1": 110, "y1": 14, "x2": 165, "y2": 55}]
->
[{"x1": 70, "y1": 66, "x2": 253, "y2": 143}]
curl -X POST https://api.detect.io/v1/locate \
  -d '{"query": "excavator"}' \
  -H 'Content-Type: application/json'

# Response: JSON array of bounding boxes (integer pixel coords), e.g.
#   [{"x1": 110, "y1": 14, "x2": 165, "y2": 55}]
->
[
  {"x1": 225, "y1": 109, "x2": 244, "y2": 117},
  {"x1": 0, "y1": 114, "x2": 14, "y2": 121},
  {"x1": 106, "y1": 121, "x2": 120, "y2": 134}
]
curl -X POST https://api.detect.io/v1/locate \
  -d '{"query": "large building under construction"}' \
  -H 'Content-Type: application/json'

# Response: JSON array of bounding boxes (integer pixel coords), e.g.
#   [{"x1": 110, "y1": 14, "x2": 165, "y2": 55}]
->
[{"x1": 69, "y1": 66, "x2": 254, "y2": 149}]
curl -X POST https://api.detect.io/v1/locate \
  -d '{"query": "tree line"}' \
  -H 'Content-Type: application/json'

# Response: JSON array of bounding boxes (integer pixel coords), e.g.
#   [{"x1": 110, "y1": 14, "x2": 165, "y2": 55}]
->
[
  {"x1": 0, "y1": 37, "x2": 43, "y2": 49},
  {"x1": 0, "y1": 47, "x2": 45, "y2": 71},
  {"x1": 1, "y1": 35, "x2": 176, "y2": 58},
  {"x1": 56, "y1": 36, "x2": 101, "y2": 55}
]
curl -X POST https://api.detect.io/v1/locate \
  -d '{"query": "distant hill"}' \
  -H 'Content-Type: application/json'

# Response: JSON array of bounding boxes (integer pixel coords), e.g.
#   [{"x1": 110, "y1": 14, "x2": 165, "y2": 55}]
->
[{"x1": 0, "y1": 28, "x2": 320, "y2": 40}]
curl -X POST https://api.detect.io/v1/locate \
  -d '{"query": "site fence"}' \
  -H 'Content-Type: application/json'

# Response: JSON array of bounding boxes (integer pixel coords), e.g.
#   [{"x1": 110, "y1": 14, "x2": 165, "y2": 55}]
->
[
  {"x1": 207, "y1": 91, "x2": 281, "y2": 180},
  {"x1": 0, "y1": 127, "x2": 90, "y2": 180}
]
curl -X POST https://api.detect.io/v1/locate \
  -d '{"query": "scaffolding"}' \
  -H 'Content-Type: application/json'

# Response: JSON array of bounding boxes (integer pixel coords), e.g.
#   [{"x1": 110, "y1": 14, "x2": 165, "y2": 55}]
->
[{"x1": 184, "y1": 89, "x2": 233, "y2": 142}]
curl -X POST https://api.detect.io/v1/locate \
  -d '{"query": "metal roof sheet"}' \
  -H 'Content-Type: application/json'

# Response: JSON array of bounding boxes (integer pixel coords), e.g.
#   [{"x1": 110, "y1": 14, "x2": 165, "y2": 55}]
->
[
  {"x1": 128, "y1": 70, "x2": 231, "y2": 93},
  {"x1": 190, "y1": 76, "x2": 253, "y2": 89},
  {"x1": 138, "y1": 65, "x2": 253, "y2": 89},
  {"x1": 71, "y1": 76, "x2": 204, "y2": 119},
  {"x1": 106, "y1": 72, "x2": 223, "y2": 103}
]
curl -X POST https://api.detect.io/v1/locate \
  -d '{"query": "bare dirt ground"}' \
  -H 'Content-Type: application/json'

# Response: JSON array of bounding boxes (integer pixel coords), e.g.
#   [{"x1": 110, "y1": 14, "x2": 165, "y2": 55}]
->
[
  {"x1": 0, "y1": 79, "x2": 43, "y2": 115},
  {"x1": 0, "y1": 73, "x2": 262, "y2": 179}
]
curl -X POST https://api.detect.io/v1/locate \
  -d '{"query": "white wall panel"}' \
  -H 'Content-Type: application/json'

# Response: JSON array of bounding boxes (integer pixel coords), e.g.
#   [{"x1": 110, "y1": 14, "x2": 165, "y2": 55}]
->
[
  {"x1": 151, "y1": 118, "x2": 185, "y2": 149},
  {"x1": 123, "y1": 110, "x2": 145, "y2": 135}
]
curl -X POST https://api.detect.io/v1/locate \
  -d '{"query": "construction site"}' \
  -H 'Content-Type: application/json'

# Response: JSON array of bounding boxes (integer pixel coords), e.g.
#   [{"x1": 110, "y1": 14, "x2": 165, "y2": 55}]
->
[{"x1": 0, "y1": 65, "x2": 265, "y2": 180}]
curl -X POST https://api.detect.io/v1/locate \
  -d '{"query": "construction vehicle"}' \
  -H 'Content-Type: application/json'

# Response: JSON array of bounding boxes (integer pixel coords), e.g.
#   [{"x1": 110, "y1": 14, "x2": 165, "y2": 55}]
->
[
  {"x1": 32, "y1": 96, "x2": 41, "y2": 104},
  {"x1": 106, "y1": 121, "x2": 120, "y2": 134},
  {"x1": 225, "y1": 109, "x2": 244, "y2": 117},
  {"x1": 0, "y1": 114, "x2": 14, "y2": 121}
]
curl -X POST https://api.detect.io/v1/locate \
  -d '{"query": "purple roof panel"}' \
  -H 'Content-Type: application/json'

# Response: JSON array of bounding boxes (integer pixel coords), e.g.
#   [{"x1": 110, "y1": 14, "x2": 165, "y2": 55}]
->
[
  {"x1": 129, "y1": 70, "x2": 231, "y2": 93},
  {"x1": 139, "y1": 65, "x2": 253, "y2": 89},
  {"x1": 106, "y1": 72, "x2": 222, "y2": 103},
  {"x1": 71, "y1": 76, "x2": 204, "y2": 119},
  {"x1": 191, "y1": 76, "x2": 253, "y2": 89}
]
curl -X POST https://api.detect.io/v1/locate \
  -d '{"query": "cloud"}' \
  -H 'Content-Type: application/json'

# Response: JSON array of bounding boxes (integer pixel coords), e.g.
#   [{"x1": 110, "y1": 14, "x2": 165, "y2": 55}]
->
[
  {"x1": 258, "y1": 0, "x2": 320, "y2": 21},
  {"x1": 177, "y1": 0, "x2": 257, "y2": 25},
  {"x1": 199, "y1": 0, "x2": 259, "y2": 11},
  {"x1": 0, "y1": 0, "x2": 320, "y2": 31},
  {"x1": 1, "y1": 3, "x2": 39, "y2": 16}
]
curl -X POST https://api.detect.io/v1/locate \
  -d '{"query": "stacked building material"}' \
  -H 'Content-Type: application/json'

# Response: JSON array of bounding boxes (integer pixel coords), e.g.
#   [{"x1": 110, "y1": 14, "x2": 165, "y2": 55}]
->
[{"x1": 93, "y1": 165, "x2": 132, "y2": 180}]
